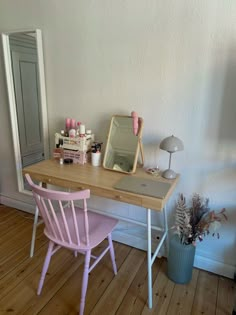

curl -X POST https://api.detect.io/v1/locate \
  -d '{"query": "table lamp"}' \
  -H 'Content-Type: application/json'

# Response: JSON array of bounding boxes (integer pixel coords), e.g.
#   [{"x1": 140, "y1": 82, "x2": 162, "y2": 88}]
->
[{"x1": 159, "y1": 135, "x2": 184, "y2": 179}]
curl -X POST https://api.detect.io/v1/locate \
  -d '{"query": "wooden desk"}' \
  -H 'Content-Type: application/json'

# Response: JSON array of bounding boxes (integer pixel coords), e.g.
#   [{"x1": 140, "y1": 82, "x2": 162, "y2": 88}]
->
[{"x1": 23, "y1": 159, "x2": 179, "y2": 309}]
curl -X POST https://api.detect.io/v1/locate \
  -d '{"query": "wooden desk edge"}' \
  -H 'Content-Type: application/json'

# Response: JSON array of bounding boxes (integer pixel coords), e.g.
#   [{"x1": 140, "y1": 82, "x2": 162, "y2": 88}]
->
[{"x1": 23, "y1": 161, "x2": 179, "y2": 211}]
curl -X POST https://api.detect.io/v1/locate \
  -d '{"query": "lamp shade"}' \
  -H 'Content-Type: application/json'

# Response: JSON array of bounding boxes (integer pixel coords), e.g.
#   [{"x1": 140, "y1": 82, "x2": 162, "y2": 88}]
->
[{"x1": 160, "y1": 135, "x2": 184, "y2": 153}]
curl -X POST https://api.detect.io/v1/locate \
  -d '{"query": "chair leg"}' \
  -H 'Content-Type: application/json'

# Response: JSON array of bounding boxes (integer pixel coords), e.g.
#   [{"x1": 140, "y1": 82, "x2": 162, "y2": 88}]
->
[
  {"x1": 79, "y1": 250, "x2": 91, "y2": 315},
  {"x1": 108, "y1": 233, "x2": 117, "y2": 275},
  {"x1": 37, "y1": 241, "x2": 54, "y2": 295},
  {"x1": 30, "y1": 206, "x2": 39, "y2": 258}
]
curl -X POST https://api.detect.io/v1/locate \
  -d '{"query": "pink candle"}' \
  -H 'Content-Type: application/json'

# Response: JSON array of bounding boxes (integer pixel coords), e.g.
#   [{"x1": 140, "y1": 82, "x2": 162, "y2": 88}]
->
[
  {"x1": 71, "y1": 119, "x2": 76, "y2": 129},
  {"x1": 65, "y1": 118, "x2": 71, "y2": 131}
]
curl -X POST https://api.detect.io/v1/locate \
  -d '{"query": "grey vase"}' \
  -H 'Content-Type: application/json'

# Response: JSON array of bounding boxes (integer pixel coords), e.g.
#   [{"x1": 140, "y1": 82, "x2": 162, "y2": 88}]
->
[{"x1": 167, "y1": 235, "x2": 196, "y2": 284}]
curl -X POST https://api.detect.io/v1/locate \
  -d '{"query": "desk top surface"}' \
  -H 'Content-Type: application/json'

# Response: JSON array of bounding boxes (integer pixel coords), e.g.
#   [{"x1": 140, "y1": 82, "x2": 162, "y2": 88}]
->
[{"x1": 23, "y1": 159, "x2": 179, "y2": 211}]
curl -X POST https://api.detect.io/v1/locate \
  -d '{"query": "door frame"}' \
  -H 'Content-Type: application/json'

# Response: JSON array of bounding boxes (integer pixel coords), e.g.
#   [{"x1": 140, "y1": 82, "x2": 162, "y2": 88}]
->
[{"x1": 1, "y1": 29, "x2": 49, "y2": 194}]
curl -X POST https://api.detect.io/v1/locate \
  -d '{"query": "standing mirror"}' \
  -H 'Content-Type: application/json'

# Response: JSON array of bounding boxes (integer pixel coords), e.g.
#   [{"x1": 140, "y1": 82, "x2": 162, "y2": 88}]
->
[
  {"x1": 2, "y1": 29, "x2": 49, "y2": 193},
  {"x1": 103, "y1": 114, "x2": 144, "y2": 174}
]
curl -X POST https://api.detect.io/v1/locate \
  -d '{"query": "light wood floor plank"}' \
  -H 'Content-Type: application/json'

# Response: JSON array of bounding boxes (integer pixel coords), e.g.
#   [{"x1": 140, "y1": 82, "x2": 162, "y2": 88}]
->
[
  {"x1": 0, "y1": 248, "x2": 84, "y2": 314},
  {"x1": 115, "y1": 256, "x2": 162, "y2": 315},
  {"x1": 0, "y1": 222, "x2": 34, "y2": 260},
  {"x1": 38, "y1": 242, "x2": 131, "y2": 315},
  {"x1": 141, "y1": 260, "x2": 175, "y2": 314},
  {"x1": 166, "y1": 268, "x2": 199, "y2": 315},
  {"x1": 0, "y1": 225, "x2": 46, "y2": 280},
  {"x1": 191, "y1": 270, "x2": 218, "y2": 315},
  {"x1": 0, "y1": 211, "x2": 28, "y2": 237},
  {"x1": 0, "y1": 218, "x2": 30, "y2": 243},
  {"x1": 84, "y1": 242, "x2": 132, "y2": 315},
  {"x1": 216, "y1": 275, "x2": 236, "y2": 315},
  {"x1": 90, "y1": 247, "x2": 146, "y2": 315},
  {"x1": 0, "y1": 205, "x2": 20, "y2": 219},
  {"x1": 0, "y1": 206, "x2": 235, "y2": 315},
  {"x1": 0, "y1": 242, "x2": 48, "y2": 300}
]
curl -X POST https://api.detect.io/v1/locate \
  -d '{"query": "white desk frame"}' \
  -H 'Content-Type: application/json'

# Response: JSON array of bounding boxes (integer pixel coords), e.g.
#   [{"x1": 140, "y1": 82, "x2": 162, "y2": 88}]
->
[{"x1": 23, "y1": 160, "x2": 178, "y2": 309}]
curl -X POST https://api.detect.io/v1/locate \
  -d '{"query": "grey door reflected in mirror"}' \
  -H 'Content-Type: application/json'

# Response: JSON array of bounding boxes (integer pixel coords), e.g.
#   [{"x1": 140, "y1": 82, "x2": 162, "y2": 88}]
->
[{"x1": 103, "y1": 114, "x2": 144, "y2": 174}]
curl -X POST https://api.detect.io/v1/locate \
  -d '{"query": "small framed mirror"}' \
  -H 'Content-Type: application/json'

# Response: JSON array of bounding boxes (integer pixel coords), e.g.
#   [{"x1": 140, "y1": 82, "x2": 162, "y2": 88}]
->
[{"x1": 103, "y1": 114, "x2": 144, "y2": 174}]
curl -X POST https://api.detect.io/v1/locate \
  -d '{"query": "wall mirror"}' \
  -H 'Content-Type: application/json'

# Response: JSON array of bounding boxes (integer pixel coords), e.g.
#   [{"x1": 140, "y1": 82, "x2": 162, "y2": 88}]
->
[
  {"x1": 2, "y1": 29, "x2": 49, "y2": 193},
  {"x1": 103, "y1": 114, "x2": 144, "y2": 174}
]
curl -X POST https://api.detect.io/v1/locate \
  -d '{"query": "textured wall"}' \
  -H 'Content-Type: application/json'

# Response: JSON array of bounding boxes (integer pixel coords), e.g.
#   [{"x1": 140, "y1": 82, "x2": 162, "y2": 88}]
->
[{"x1": 0, "y1": 0, "x2": 235, "y2": 275}]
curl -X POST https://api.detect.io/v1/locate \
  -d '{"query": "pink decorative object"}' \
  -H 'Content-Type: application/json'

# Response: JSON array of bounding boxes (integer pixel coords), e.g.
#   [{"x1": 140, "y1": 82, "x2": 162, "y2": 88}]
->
[
  {"x1": 25, "y1": 174, "x2": 118, "y2": 315},
  {"x1": 71, "y1": 119, "x2": 76, "y2": 129},
  {"x1": 131, "y1": 111, "x2": 138, "y2": 135},
  {"x1": 65, "y1": 118, "x2": 71, "y2": 130}
]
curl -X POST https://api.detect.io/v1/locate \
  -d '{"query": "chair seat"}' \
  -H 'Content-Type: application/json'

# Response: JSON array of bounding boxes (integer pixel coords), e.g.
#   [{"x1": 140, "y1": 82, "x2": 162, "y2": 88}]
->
[{"x1": 44, "y1": 207, "x2": 118, "y2": 250}]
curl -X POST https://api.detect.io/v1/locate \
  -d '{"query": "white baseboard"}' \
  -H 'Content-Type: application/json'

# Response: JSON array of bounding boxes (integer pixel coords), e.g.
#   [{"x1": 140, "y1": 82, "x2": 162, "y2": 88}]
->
[
  {"x1": 194, "y1": 253, "x2": 235, "y2": 279},
  {"x1": 0, "y1": 195, "x2": 35, "y2": 214},
  {"x1": 1, "y1": 195, "x2": 234, "y2": 279},
  {"x1": 112, "y1": 225, "x2": 162, "y2": 255}
]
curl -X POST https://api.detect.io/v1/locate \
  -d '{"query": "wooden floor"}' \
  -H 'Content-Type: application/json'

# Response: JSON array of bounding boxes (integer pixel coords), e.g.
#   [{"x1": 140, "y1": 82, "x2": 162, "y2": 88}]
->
[{"x1": 0, "y1": 205, "x2": 235, "y2": 315}]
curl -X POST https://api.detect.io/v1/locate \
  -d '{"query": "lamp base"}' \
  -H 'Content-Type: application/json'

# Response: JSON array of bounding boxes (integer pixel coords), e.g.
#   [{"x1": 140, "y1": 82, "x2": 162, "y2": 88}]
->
[{"x1": 162, "y1": 169, "x2": 177, "y2": 179}]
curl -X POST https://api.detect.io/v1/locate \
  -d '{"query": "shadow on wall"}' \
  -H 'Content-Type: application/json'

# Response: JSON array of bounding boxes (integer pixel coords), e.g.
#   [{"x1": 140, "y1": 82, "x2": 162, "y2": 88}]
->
[
  {"x1": 195, "y1": 42, "x2": 236, "y2": 271},
  {"x1": 218, "y1": 44, "x2": 236, "y2": 146},
  {"x1": 218, "y1": 44, "x2": 236, "y2": 267},
  {"x1": 202, "y1": 43, "x2": 236, "y2": 160},
  {"x1": 203, "y1": 42, "x2": 236, "y2": 182}
]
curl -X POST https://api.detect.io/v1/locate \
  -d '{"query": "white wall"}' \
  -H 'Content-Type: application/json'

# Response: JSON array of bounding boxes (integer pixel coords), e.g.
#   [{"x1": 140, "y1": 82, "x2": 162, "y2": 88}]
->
[{"x1": 0, "y1": 0, "x2": 235, "y2": 277}]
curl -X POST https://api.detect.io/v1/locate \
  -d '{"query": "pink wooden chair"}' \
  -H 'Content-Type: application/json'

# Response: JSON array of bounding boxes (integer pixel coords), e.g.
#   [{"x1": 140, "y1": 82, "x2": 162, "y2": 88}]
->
[{"x1": 25, "y1": 174, "x2": 118, "y2": 315}]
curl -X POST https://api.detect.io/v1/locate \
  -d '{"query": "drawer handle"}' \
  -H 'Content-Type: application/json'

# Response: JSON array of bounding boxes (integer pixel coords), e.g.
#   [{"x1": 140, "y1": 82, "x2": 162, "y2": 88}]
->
[{"x1": 116, "y1": 195, "x2": 122, "y2": 200}]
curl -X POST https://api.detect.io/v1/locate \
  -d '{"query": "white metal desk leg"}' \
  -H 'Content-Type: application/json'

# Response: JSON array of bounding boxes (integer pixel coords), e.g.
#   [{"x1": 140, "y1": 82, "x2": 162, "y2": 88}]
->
[
  {"x1": 30, "y1": 181, "x2": 43, "y2": 258},
  {"x1": 163, "y1": 205, "x2": 169, "y2": 256},
  {"x1": 30, "y1": 205, "x2": 39, "y2": 258},
  {"x1": 147, "y1": 208, "x2": 152, "y2": 309}
]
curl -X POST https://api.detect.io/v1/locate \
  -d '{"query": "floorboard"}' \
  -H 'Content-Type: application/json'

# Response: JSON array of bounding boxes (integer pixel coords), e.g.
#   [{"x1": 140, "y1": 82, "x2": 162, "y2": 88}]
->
[{"x1": 0, "y1": 205, "x2": 235, "y2": 315}]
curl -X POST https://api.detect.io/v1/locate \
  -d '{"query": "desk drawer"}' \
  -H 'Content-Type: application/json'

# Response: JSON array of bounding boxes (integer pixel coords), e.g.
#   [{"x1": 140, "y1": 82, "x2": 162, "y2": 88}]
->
[
  {"x1": 94, "y1": 188, "x2": 142, "y2": 207},
  {"x1": 113, "y1": 192, "x2": 142, "y2": 206}
]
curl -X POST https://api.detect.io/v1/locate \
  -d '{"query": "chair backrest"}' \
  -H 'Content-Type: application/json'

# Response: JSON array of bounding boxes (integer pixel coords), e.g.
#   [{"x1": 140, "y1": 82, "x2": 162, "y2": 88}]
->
[{"x1": 25, "y1": 174, "x2": 91, "y2": 248}]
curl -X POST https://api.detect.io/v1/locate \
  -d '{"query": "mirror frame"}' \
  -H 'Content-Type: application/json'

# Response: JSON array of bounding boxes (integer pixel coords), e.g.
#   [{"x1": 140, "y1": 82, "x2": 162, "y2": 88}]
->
[
  {"x1": 1, "y1": 29, "x2": 49, "y2": 194},
  {"x1": 103, "y1": 114, "x2": 144, "y2": 174}
]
